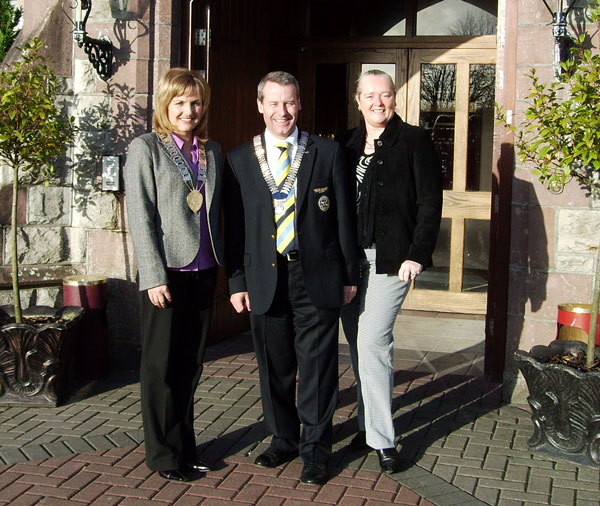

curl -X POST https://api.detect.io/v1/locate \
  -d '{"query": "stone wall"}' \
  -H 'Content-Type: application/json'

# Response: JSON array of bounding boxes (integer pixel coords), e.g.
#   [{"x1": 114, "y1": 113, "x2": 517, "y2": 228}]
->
[
  {"x1": 0, "y1": 0, "x2": 178, "y2": 369},
  {"x1": 503, "y1": 0, "x2": 600, "y2": 402}
]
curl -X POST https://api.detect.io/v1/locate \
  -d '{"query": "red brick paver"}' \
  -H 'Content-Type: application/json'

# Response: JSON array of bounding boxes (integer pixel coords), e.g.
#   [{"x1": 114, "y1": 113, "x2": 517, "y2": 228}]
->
[{"x1": 0, "y1": 447, "x2": 425, "y2": 505}]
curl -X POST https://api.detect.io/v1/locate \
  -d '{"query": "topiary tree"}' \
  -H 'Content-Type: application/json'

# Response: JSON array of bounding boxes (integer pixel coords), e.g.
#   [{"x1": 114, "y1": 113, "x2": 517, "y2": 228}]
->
[
  {"x1": 0, "y1": 0, "x2": 22, "y2": 62},
  {"x1": 498, "y1": 4, "x2": 600, "y2": 368},
  {"x1": 0, "y1": 38, "x2": 74, "y2": 323}
]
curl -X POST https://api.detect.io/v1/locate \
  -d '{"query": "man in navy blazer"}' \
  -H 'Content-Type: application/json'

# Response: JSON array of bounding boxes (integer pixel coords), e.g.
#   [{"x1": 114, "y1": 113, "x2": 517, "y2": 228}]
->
[{"x1": 224, "y1": 71, "x2": 359, "y2": 485}]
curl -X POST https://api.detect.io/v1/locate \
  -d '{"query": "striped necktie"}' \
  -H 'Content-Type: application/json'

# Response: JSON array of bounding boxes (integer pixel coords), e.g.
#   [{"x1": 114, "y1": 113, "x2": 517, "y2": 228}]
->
[{"x1": 274, "y1": 142, "x2": 295, "y2": 255}]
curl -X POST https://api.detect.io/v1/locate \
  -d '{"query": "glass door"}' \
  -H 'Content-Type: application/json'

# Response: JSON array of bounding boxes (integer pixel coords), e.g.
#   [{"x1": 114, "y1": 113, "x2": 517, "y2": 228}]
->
[
  {"x1": 402, "y1": 48, "x2": 496, "y2": 313},
  {"x1": 299, "y1": 44, "x2": 495, "y2": 314}
]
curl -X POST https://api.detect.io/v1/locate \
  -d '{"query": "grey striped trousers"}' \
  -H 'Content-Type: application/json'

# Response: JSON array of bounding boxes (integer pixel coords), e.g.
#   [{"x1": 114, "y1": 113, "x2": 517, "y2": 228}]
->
[{"x1": 341, "y1": 248, "x2": 410, "y2": 449}]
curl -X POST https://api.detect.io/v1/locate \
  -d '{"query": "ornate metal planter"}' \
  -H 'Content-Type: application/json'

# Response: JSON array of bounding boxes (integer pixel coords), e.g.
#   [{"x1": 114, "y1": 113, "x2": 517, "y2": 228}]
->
[
  {"x1": 514, "y1": 340, "x2": 600, "y2": 467},
  {"x1": 0, "y1": 306, "x2": 84, "y2": 407}
]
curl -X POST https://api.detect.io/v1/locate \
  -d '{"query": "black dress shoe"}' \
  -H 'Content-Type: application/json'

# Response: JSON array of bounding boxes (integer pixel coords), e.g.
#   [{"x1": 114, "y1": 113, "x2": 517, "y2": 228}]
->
[
  {"x1": 300, "y1": 461, "x2": 328, "y2": 485},
  {"x1": 254, "y1": 448, "x2": 298, "y2": 468},
  {"x1": 186, "y1": 458, "x2": 211, "y2": 472},
  {"x1": 158, "y1": 468, "x2": 192, "y2": 482},
  {"x1": 376, "y1": 448, "x2": 402, "y2": 474},
  {"x1": 349, "y1": 431, "x2": 367, "y2": 450}
]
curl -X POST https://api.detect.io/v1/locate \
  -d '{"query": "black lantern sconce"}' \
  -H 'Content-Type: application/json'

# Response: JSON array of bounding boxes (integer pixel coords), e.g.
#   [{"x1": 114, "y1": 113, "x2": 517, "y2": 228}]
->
[
  {"x1": 542, "y1": 0, "x2": 576, "y2": 77},
  {"x1": 62, "y1": 0, "x2": 113, "y2": 80}
]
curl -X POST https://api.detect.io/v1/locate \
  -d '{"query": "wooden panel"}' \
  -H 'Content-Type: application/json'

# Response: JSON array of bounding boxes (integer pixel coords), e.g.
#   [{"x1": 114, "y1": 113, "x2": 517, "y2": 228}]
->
[
  {"x1": 295, "y1": 35, "x2": 498, "y2": 51},
  {"x1": 442, "y1": 191, "x2": 492, "y2": 219},
  {"x1": 453, "y1": 62, "x2": 470, "y2": 192},
  {"x1": 404, "y1": 47, "x2": 494, "y2": 314},
  {"x1": 449, "y1": 218, "x2": 465, "y2": 292},
  {"x1": 404, "y1": 289, "x2": 487, "y2": 314}
]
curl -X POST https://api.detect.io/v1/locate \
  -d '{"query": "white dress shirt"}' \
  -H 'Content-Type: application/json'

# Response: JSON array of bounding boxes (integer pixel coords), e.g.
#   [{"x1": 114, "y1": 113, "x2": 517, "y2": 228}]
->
[{"x1": 264, "y1": 127, "x2": 299, "y2": 181}]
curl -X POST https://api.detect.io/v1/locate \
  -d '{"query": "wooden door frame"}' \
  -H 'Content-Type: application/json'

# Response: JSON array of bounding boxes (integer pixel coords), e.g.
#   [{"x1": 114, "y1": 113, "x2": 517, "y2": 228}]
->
[
  {"x1": 299, "y1": 42, "x2": 496, "y2": 314},
  {"x1": 403, "y1": 47, "x2": 495, "y2": 314}
]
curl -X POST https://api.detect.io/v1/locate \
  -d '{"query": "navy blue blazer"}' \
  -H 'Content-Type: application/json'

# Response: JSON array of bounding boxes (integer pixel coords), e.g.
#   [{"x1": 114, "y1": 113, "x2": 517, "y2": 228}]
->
[{"x1": 224, "y1": 133, "x2": 360, "y2": 315}]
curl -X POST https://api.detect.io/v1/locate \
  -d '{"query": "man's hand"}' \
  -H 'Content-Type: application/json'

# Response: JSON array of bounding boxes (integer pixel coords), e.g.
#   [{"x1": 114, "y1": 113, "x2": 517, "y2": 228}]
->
[
  {"x1": 148, "y1": 284, "x2": 172, "y2": 308},
  {"x1": 398, "y1": 260, "x2": 423, "y2": 282},
  {"x1": 230, "y1": 292, "x2": 251, "y2": 313},
  {"x1": 343, "y1": 285, "x2": 357, "y2": 305}
]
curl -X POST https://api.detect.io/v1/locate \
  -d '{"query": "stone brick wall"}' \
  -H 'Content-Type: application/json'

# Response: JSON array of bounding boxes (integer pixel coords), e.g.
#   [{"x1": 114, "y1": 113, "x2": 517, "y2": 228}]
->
[
  {"x1": 0, "y1": 0, "x2": 178, "y2": 368},
  {"x1": 504, "y1": 0, "x2": 600, "y2": 402}
]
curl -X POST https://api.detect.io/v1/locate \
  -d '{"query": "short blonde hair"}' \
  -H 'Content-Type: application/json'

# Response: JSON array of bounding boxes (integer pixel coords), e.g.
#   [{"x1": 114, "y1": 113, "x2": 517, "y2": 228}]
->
[
  {"x1": 355, "y1": 69, "x2": 395, "y2": 100},
  {"x1": 153, "y1": 68, "x2": 211, "y2": 141}
]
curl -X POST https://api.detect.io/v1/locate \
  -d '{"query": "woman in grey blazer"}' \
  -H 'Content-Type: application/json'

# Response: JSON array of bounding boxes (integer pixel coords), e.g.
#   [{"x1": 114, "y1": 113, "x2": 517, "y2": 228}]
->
[{"x1": 124, "y1": 68, "x2": 224, "y2": 483}]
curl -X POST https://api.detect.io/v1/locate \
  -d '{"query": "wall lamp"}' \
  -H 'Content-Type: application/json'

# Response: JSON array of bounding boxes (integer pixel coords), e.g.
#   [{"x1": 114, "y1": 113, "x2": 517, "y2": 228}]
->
[
  {"x1": 62, "y1": 0, "x2": 113, "y2": 80},
  {"x1": 542, "y1": 0, "x2": 576, "y2": 77}
]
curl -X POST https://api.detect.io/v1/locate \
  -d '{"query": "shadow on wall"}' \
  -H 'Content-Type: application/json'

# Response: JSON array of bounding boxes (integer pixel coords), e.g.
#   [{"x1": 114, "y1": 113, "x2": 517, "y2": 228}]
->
[{"x1": 503, "y1": 176, "x2": 548, "y2": 399}]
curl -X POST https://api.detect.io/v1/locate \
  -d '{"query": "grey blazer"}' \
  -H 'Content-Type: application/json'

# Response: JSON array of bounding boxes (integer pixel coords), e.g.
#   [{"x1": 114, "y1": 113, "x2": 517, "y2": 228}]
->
[{"x1": 124, "y1": 132, "x2": 225, "y2": 291}]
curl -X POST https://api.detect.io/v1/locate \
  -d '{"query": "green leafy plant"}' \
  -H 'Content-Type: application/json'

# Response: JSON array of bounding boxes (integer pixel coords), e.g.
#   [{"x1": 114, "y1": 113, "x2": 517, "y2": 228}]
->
[
  {"x1": 0, "y1": 0, "x2": 22, "y2": 62},
  {"x1": 0, "y1": 38, "x2": 74, "y2": 323},
  {"x1": 498, "y1": 5, "x2": 600, "y2": 368}
]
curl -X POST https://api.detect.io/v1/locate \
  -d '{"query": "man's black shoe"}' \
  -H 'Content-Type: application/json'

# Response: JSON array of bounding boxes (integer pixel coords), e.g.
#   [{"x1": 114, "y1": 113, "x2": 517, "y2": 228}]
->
[
  {"x1": 254, "y1": 448, "x2": 298, "y2": 468},
  {"x1": 376, "y1": 448, "x2": 402, "y2": 474},
  {"x1": 158, "y1": 468, "x2": 192, "y2": 482},
  {"x1": 348, "y1": 431, "x2": 367, "y2": 449},
  {"x1": 300, "y1": 461, "x2": 328, "y2": 485},
  {"x1": 186, "y1": 458, "x2": 211, "y2": 472}
]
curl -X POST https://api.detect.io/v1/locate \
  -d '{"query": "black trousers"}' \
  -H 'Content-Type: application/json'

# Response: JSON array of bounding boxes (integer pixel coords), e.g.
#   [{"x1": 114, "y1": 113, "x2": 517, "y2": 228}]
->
[
  {"x1": 250, "y1": 255, "x2": 340, "y2": 464},
  {"x1": 139, "y1": 267, "x2": 217, "y2": 471}
]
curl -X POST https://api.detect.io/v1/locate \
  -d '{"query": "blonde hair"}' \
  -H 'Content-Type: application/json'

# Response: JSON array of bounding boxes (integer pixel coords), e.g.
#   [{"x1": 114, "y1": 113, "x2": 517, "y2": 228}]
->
[
  {"x1": 355, "y1": 69, "x2": 395, "y2": 100},
  {"x1": 153, "y1": 68, "x2": 211, "y2": 141}
]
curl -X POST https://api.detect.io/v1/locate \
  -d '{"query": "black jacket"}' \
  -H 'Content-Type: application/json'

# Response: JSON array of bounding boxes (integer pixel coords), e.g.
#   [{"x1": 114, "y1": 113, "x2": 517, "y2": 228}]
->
[
  {"x1": 337, "y1": 114, "x2": 443, "y2": 274},
  {"x1": 224, "y1": 133, "x2": 360, "y2": 315}
]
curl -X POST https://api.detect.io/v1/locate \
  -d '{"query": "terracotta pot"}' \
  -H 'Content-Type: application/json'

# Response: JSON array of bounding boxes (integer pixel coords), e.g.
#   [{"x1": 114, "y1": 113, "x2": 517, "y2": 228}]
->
[
  {"x1": 515, "y1": 340, "x2": 600, "y2": 467},
  {"x1": 0, "y1": 306, "x2": 85, "y2": 406}
]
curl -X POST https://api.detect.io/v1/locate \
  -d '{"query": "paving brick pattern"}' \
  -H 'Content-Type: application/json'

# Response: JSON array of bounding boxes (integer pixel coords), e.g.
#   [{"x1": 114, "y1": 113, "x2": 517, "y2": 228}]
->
[{"x1": 0, "y1": 332, "x2": 598, "y2": 505}]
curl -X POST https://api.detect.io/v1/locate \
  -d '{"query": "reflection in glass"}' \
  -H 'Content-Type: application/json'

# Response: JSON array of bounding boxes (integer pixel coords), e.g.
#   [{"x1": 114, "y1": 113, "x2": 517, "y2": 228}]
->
[
  {"x1": 420, "y1": 63, "x2": 456, "y2": 190},
  {"x1": 309, "y1": 0, "x2": 406, "y2": 36},
  {"x1": 415, "y1": 218, "x2": 450, "y2": 291},
  {"x1": 463, "y1": 219, "x2": 490, "y2": 292},
  {"x1": 416, "y1": 0, "x2": 497, "y2": 36},
  {"x1": 467, "y1": 64, "x2": 495, "y2": 191}
]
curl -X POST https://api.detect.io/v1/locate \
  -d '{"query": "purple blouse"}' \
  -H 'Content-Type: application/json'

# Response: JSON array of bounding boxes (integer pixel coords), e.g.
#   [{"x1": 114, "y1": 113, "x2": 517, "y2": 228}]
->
[{"x1": 169, "y1": 133, "x2": 216, "y2": 271}]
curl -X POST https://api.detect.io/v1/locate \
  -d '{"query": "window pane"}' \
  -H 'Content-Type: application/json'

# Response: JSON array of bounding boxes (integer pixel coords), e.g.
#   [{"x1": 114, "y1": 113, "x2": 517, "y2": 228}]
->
[
  {"x1": 416, "y1": 0, "x2": 497, "y2": 36},
  {"x1": 361, "y1": 63, "x2": 396, "y2": 85},
  {"x1": 420, "y1": 63, "x2": 456, "y2": 190},
  {"x1": 463, "y1": 219, "x2": 490, "y2": 293},
  {"x1": 308, "y1": 0, "x2": 406, "y2": 36},
  {"x1": 467, "y1": 64, "x2": 495, "y2": 191},
  {"x1": 415, "y1": 218, "x2": 451, "y2": 291}
]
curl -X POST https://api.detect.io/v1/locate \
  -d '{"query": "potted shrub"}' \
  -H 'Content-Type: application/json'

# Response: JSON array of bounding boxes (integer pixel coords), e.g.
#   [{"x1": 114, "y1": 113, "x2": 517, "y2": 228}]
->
[
  {"x1": 0, "y1": 38, "x2": 82, "y2": 406},
  {"x1": 498, "y1": 4, "x2": 600, "y2": 466}
]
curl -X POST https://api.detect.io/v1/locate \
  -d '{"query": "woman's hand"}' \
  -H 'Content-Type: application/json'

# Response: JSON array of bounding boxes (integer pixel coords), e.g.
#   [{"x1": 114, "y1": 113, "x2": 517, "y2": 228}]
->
[
  {"x1": 398, "y1": 260, "x2": 422, "y2": 283},
  {"x1": 230, "y1": 292, "x2": 251, "y2": 313},
  {"x1": 148, "y1": 285, "x2": 172, "y2": 308}
]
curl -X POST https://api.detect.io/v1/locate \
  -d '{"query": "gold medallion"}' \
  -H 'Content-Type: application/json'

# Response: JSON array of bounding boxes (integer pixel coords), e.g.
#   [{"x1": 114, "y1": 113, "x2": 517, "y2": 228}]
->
[{"x1": 187, "y1": 189, "x2": 204, "y2": 213}]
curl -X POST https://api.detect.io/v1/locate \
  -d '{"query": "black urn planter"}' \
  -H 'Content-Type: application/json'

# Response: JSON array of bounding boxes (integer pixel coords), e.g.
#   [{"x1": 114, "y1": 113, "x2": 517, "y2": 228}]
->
[
  {"x1": 0, "y1": 305, "x2": 85, "y2": 407},
  {"x1": 514, "y1": 340, "x2": 600, "y2": 467}
]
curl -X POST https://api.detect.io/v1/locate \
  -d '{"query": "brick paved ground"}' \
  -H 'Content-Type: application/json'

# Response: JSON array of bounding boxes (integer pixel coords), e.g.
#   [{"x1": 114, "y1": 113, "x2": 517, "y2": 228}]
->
[{"x1": 0, "y1": 332, "x2": 598, "y2": 505}]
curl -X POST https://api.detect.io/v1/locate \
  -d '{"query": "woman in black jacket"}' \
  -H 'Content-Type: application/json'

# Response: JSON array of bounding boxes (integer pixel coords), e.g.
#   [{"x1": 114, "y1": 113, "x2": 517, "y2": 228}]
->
[{"x1": 339, "y1": 69, "x2": 443, "y2": 474}]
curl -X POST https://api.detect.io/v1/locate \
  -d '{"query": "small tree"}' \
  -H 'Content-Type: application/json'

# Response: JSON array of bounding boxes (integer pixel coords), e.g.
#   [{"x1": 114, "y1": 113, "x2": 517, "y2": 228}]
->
[
  {"x1": 0, "y1": 0, "x2": 22, "y2": 62},
  {"x1": 0, "y1": 38, "x2": 74, "y2": 323},
  {"x1": 498, "y1": 5, "x2": 600, "y2": 368}
]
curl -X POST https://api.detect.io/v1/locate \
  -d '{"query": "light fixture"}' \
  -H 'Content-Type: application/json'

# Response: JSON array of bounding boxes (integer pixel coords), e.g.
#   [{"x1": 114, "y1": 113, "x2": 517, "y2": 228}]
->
[
  {"x1": 62, "y1": 0, "x2": 113, "y2": 81},
  {"x1": 542, "y1": 0, "x2": 576, "y2": 77}
]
